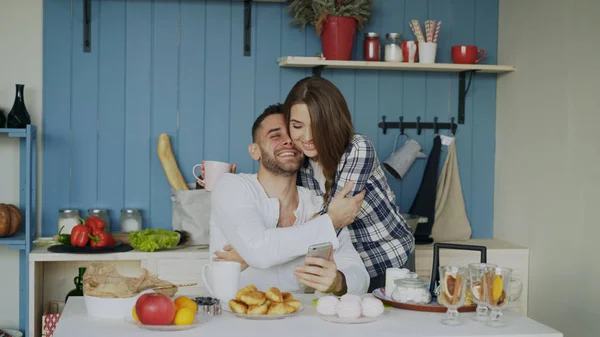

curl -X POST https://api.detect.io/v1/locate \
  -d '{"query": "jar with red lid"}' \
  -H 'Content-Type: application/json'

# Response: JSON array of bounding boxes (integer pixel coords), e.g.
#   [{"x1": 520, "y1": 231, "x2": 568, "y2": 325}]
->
[{"x1": 363, "y1": 32, "x2": 381, "y2": 61}]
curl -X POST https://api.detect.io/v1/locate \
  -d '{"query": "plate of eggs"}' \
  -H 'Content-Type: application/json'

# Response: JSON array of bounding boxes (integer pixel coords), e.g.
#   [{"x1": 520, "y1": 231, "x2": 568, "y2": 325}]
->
[{"x1": 316, "y1": 294, "x2": 386, "y2": 324}]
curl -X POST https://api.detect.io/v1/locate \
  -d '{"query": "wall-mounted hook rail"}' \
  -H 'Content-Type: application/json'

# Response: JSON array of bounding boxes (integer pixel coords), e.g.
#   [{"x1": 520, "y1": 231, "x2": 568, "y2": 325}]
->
[
  {"x1": 379, "y1": 116, "x2": 457, "y2": 136},
  {"x1": 311, "y1": 66, "x2": 477, "y2": 124},
  {"x1": 83, "y1": 0, "x2": 91, "y2": 53}
]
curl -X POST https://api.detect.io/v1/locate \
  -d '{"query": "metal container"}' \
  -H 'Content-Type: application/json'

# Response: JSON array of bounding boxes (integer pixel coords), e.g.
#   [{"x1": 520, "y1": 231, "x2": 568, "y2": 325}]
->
[{"x1": 193, "y1": 297, "x2": 221, "y2": 316}]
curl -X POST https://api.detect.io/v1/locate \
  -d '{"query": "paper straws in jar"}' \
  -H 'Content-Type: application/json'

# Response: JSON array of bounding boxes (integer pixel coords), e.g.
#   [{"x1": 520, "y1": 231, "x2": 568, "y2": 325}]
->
[{"x1": 409, "y1": 19, "x2": 442, "y2": 43}]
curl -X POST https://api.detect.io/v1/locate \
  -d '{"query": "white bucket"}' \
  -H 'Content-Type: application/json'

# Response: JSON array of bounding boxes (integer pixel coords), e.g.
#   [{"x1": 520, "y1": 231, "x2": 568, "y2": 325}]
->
[{"x1": 83, "y1": 290, "x2": 154, "y2": 319}]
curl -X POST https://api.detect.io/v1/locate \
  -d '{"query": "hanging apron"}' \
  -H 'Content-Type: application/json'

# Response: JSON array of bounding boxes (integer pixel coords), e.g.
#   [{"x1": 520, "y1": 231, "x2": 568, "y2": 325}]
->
[{"x1": 409, "y1": 135, "x2": 442, "y2": 244}]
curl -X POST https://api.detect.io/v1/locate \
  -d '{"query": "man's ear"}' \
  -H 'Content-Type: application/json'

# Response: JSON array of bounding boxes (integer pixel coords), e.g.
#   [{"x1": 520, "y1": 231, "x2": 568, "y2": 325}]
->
[{"x1": 248, "y1": 143, "x2": 260, "y2": 161}]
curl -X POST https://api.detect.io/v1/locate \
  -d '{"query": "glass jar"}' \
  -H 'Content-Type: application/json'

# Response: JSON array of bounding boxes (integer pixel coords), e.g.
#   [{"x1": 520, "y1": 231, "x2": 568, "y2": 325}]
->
[
  {"x1": 363, "y1": 32, "x2": 381, "y2": 61},
  {"x1": 391, "y1": 274, "x2": 432, "y2": 304},
  {"x1": 120, "y1": 209, "x2": 142, "y2": 233},
  {"x1": 58, "y1": 209, "x2": 81, "y2": 235},
  {"x1": 384, "y1": 33, "x2": 402, "y2": 62},
  {"x1": 88, "y1": 209, "x2": 111, "y2": 232}
]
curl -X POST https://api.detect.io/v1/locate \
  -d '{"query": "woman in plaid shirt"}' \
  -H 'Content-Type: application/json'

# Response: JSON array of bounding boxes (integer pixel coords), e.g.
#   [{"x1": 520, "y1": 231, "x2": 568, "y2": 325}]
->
[{"x1": 283, "y1": 76, "x2": 415, "y2": 292}]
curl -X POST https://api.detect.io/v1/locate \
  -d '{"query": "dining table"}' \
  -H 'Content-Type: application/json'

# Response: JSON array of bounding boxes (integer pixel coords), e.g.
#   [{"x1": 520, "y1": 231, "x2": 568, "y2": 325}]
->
[{"x1": 52, "y1": 294, "x2": 562, "y2": 337}]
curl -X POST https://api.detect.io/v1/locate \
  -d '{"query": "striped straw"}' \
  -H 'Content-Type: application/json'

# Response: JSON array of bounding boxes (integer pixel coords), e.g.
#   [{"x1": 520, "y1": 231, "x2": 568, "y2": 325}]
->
[{"x1": 433, "y1": 21, "x2": 442, "y2": 43}]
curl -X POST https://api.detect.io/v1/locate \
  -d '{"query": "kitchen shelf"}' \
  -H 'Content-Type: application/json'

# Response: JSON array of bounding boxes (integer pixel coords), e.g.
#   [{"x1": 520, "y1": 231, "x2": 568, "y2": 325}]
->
[
  {"x1": 278, "y1": 56, "x2": 516, "y2": 74},
  {"x1": 0, "y1": 124, "x2": 37, "y2": 337},
  {"x1": 277, "y1": 56, "x2": 516, "y2": 124},
  {"x1": 0, "y1": 232, "x2": 27, "y2": 249}
]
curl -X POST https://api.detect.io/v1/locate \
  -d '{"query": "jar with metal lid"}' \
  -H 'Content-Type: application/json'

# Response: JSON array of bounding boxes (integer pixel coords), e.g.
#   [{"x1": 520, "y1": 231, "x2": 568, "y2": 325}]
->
[
  {"x1": 120, "y1": 209, "x2": 142, "y2": 233},
  {"x1": 384, "y1": 33, "x2": 402, "y2": 62},
  {"x1": 391, "y1": 273, "x2": 432, "y2": 304},
  {"x1": 58, "y1": 209, "x2": 81, "y2": 235},
  {"x1": 363, "y1": 32, "x2": 381, "y2": 61},
  {"x1": 88, "y1": 209, "x2": 111, "y2": 232}
]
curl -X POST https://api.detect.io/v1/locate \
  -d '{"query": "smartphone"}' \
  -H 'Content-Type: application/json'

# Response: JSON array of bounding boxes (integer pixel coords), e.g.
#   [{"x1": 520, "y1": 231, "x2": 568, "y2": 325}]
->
[
  {"x1": 306, "y1": 242, "x2": 332, "y2": 261},
  {"x1": 302, "y1": 242, "x2": 333, "y2": 294}
]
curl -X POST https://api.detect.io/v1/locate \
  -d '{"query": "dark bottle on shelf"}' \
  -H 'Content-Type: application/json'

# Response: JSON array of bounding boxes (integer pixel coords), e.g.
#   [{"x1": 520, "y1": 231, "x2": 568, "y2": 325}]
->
[
  {"x1": 7, "y1": 84, "x2": 31, "y2": 129},
  {"x1": 65, "y1": 267, "x2": 86, "y2": 302},
  {"x1": 0, "y1": 109, "x2": 6, "y2": 128}
]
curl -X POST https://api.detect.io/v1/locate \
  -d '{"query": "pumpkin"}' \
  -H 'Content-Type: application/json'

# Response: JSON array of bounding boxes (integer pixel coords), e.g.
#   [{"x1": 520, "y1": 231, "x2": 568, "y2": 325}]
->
[{"x1": 0, "y1": 203, "x2": 22, "y2": 237}]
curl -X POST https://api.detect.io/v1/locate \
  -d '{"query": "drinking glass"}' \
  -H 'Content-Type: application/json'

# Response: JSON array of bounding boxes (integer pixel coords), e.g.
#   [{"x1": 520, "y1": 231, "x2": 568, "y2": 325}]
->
[
  {"x1": 468, "y1": 263, "x2": 497, "y2": 322},
  {"x1": 438, "y1": 265, "x2": 467, "y2": 326},
  {"x1": 484, "y1": 266, "x2": 523, "y2": 328}
]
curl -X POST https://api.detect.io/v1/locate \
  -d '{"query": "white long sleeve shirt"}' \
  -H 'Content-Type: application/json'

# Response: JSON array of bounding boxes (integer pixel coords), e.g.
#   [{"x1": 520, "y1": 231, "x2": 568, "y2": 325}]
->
[{"x1": 209, "y1": 173, "x2": 369, "y2": 295}]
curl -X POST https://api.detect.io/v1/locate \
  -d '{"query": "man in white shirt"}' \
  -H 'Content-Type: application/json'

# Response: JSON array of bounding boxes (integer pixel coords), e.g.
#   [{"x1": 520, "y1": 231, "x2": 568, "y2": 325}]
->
[{"x1": 209, "y1": 104, "x2": 369, "y2": 295}]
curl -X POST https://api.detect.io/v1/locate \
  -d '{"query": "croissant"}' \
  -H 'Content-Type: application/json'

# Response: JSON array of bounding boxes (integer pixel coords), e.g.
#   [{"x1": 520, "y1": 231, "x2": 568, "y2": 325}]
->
[
  {"x1": 240, "y1": 290, "x2": 267, "y2": 306},
  {"x1": 229, "y1": 299, "x2": 248, "y2": 314},
  {"x1": 236, "y1": 284, "x2": 258, "y2": 301},
  {"x1": 266, "y1": 287, "x2": 283, "y2": 303},
  {"x1": 267, "y1": 302, "x2": 295, "y2": 315}
]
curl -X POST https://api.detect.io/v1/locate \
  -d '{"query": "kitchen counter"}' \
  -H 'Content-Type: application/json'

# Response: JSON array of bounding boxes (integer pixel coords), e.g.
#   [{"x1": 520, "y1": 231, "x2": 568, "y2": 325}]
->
[
  {"x1": 53, "y1": 295, "x2": 562, "y2": 337},
  {"x1": 28, "y1": 239, "x2": 531, "y2": 337}
]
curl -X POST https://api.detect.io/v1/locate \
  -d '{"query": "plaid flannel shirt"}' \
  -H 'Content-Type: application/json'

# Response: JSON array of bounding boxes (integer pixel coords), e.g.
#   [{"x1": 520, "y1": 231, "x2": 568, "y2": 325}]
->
[{"x1": 297, "y1": 134, "x2": 415, "y2": 279}]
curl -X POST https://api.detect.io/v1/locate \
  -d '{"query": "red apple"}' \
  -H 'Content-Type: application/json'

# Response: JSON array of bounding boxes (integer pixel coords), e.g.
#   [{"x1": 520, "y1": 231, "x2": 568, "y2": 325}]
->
[{"x1": 135, "y1": 293, "x2": 176, "y2": 325}]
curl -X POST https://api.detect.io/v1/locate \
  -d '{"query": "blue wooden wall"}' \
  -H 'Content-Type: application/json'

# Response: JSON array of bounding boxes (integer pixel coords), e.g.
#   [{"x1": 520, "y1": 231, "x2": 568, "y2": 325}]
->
[{"x1": 42, "y1": 0, "x2": 498, "y2": 238}]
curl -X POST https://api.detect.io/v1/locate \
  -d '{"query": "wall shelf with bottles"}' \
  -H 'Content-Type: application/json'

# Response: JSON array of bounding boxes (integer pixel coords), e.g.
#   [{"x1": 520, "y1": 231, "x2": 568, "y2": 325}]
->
[
  {"x1": 0, "y1": 125, "x2": 38, "y2": 336},
  {"x1": 277, "y1": 56, "x2": 516, "y2": 125}
]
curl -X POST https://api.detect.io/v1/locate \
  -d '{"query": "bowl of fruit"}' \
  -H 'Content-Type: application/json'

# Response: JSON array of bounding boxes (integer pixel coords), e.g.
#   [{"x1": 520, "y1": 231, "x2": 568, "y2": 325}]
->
[{"x1": 125, "y1": 293, "x2": 210, "y2": 331}]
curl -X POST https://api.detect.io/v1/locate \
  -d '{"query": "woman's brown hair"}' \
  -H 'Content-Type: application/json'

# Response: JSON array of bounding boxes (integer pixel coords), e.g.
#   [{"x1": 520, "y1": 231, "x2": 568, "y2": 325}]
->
[{"x1": 283, "y1": 76, "x2": 354, "y2": 203}]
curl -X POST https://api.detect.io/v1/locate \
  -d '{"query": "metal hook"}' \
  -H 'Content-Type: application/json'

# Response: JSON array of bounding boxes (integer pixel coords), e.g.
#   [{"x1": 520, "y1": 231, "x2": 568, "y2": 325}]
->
[
  {"x1": 450, "y1": 117, "x2": 457, "y2": 136},
  {"x1": 416, "y1": 116, "x2": 422, "y2": 135},
  {"x1": 399, "y1": 116, "x2": 405, "y2": 135},
  {"x1": 381, "y1": 116, "x2": 387, "y2": 135},
  {"x1": 433, "y1": 116, "x2": 439, "y2": 135}
]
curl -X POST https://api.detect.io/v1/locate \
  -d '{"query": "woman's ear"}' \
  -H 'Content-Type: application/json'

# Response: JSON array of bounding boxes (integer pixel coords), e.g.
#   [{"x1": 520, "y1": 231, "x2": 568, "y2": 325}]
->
[{"x1": 248, "y1": 143, "x2": 261, "y2": 161}]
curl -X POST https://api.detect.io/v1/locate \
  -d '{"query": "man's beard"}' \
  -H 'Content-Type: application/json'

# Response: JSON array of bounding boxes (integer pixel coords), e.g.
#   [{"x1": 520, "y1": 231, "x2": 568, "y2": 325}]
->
[{"x1": 260, "y1": 148, "x2": 300, "y2": 177}]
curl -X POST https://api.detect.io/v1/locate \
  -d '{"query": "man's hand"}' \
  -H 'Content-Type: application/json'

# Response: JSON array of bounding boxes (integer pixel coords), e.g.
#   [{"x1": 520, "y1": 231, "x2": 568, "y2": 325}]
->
[
  {"x1": 327, "y1": 181, "x2": 365, "y2": 229},
  {"x1": 294, "y1": 247, "x2": 347, "y2": 295},
  {"x1": 213, "y1": 244, "x2": 249, "y2": 271},
  {"x1": 197, "y1": 160, "x2": 237, "y2": 188}
]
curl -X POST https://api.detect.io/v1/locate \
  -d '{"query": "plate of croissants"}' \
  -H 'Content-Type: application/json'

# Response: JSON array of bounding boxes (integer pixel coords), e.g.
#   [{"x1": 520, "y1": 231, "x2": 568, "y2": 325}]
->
[{"x1": 228, "y1": 285, "x2": 304, "y2": 320}]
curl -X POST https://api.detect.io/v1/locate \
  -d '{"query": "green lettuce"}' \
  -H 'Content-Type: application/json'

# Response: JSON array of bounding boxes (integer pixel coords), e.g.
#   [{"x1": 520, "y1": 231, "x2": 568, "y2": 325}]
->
[{"x1": 129, "y1": 229, "x2": 180, "y2": 252}]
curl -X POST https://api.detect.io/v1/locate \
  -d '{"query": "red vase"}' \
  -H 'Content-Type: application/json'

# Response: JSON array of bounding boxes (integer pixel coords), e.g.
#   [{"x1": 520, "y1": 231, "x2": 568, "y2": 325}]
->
[{"x1": 320, "y1": 16, "x2": 357, "y2": 61}]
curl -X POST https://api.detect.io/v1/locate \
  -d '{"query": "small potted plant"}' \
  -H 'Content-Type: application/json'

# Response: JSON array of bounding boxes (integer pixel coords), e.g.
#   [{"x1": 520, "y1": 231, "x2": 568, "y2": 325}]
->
[{"x1": 286, "y1": 0, "x2": 374, "y2": 61}]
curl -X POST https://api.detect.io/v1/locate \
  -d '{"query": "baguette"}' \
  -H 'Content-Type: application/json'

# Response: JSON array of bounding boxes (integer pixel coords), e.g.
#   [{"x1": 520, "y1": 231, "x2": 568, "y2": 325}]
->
[{"x1": 157, "y1": 133, "x2": 189, "y2": 190}]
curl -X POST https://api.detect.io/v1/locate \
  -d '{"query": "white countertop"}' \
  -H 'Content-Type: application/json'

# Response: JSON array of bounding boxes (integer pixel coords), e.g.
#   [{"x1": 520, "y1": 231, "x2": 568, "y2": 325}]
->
[
  {"x1": 53, "y1": 295, "x2": 561, "y2": 337},
  {"x1": 29, "y1": 245, "x2": 210, "y2": 262}
]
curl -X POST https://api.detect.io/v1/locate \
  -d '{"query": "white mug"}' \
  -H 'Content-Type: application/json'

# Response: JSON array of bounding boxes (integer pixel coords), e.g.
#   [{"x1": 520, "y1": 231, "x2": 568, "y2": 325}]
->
[
  {"x1": 202, "y1": 261, "x2": 241, "y2": 304},
  {"x1": 193, "y1": 160, "x2": 233, "y2": 192}
]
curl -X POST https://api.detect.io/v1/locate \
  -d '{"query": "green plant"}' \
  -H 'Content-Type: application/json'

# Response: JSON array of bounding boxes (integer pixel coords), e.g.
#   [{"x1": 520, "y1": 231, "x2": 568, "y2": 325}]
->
[{"x1": 286, "y1": 0, "x2": 374, "y2": 35}]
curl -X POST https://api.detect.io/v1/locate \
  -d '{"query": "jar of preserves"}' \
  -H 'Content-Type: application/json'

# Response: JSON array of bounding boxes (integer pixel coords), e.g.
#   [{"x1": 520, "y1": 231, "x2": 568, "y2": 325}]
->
[{"x1": 363, "y1": 32, "x2": 381, "y2": 61}]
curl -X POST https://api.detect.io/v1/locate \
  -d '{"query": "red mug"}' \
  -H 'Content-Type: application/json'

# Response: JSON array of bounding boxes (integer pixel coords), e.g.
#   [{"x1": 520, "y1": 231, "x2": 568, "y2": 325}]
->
[
  {"x1": 402, "y1": 41, "x2": 419, "y2": 63},
  {"x1": 451, "y1": 45, "x2": 487, "y2": 64}
]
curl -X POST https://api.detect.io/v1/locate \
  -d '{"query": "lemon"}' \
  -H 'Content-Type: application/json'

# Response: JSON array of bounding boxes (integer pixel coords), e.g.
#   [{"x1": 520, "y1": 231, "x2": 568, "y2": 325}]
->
[
  {"x1": 492, "y1": 275, "x2": 503, "y2": 301},
  {"x1": 174, "y1": 308, "x2": 195, "y2": 326},
  {"x1": 174, "y1": 296, "x2": 198, "y2": 314},
  {"x1": 132, "y1": 306, "x2": 140, "y2": 323}
]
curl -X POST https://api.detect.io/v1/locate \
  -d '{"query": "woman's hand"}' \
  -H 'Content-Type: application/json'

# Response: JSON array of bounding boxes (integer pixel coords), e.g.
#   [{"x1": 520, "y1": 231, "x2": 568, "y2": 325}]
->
[
  {"x1": 294, "y1": 247, "x2": 346, "y2": 295},
  {"x1": 197, "y1": 160, "x2": 237, "y2": 188},
  {"x1": 213, "y1": 244, "x2": 249, "y2": 271},
  {"x1": 327, "y1": 181, "x2": 365, "y2": 229}
]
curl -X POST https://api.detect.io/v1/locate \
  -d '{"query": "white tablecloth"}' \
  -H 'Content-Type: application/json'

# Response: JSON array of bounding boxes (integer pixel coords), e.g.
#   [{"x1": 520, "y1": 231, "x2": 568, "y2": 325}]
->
[{"x1": 53, "y1": 295, "x2": 562, "y2": 337}]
